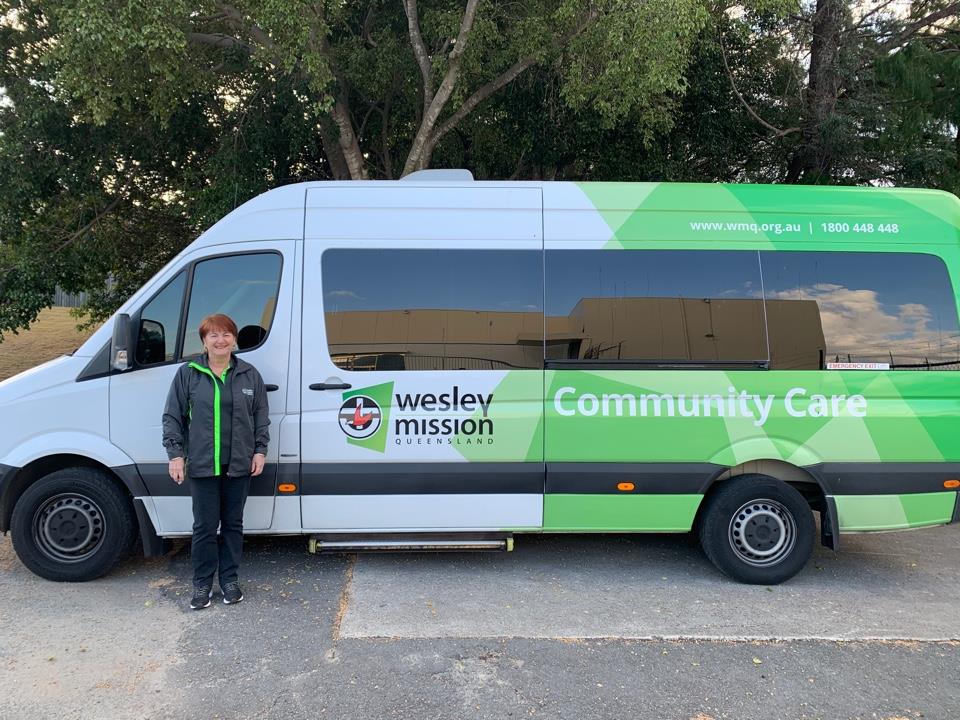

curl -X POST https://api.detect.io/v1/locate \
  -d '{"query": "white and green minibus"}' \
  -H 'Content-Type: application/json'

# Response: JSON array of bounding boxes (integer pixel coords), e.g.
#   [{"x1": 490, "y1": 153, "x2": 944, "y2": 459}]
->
[{"x1": 2, "y1": 171, "x2": 959, "y2": 584}]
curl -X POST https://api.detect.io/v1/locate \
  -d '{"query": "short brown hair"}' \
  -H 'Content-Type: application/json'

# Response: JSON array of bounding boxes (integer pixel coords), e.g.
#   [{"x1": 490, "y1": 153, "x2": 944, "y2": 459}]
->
[{"x1": 198, "y1": 313, "x2": 238, "y2": 341}]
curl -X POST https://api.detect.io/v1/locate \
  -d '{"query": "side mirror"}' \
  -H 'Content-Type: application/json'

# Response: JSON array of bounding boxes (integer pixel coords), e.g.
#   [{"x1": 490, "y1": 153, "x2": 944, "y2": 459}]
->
[{"x1": 111, "y1": 313, "x2": 132, "y2": 371}]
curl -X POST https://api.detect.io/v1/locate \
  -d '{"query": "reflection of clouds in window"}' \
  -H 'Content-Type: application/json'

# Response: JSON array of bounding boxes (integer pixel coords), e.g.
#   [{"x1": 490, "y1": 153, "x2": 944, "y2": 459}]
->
[
  {"x1": 497, "y1": 300, "x2": 541, "y2": 311},
  {"x1": 766, "y1": 282, "x2": 956, "y2": 359},
  {"x1": 327, "y1": 290, "x2": 364, "y2": 300}
]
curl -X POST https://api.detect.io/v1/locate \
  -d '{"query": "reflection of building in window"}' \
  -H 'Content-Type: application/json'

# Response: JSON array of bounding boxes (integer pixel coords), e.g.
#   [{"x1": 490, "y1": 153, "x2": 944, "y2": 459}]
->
[
  {"x1": 326, "y1": 309, "x2": 544, "y2": 370},
  {"x1": 325, "y1": 297, "x2": 827, "y2": 370},
  {"x1": 765, "y1": 299, "x2": 827, "y2": 370}
]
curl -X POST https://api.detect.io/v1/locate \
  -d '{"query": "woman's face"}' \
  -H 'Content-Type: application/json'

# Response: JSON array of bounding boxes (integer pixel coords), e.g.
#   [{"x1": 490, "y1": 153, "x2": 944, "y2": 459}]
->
[{"x1": 202, "y1": 328, "x2": 235, "y2": 361}]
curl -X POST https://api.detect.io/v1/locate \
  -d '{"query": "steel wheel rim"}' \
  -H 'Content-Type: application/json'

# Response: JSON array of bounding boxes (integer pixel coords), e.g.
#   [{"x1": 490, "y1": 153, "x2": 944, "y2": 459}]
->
[
  {"x1": 32, "y1": 493, "x2": 106, "y2": 563},
  {"x1": 727, "y1": 498, "x2": 797, "y2": 567}
]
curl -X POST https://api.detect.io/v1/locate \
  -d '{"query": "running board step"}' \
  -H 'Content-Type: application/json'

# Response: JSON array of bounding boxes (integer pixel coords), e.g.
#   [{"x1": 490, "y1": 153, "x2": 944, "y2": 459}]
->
[{"x1": 307, "y1": 532, "x2": 514, "y2": 554}]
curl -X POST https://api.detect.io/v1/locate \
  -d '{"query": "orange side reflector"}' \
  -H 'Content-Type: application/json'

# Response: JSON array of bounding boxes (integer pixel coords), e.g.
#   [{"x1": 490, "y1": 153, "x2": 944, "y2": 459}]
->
[
  {"x1": 944, "y1": 480, "x2": 960, "y2": 489},
  {"x1": 617, "y1": 482, "x2": 635, "y2": 492},
  {"x1": 278, "y1": 483, "x2": 297, "y2": 493}
]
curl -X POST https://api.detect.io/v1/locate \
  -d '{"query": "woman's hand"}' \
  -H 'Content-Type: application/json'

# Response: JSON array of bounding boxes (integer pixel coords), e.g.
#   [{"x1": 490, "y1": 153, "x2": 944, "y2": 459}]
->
[
  {"x1": 169, "y1": 457, "x2": 185, "y2": 485},
  {"x1": 251, "y1": 453, "x2": 266, "y2": 477}
]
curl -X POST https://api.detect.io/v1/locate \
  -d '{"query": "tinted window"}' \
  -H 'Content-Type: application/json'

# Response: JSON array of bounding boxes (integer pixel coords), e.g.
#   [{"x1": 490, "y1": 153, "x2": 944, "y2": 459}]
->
[
  {"x1": 136, "y1": 270, "x2": 186, "y2": 365},
  {"x1": 182, "y1": 253, "x2": 282, "y2": 357},
  {"x1": 322, "y1": 250, "x2": 543, "y2": 370},
  {"x1": 545, "y1": 250, "x2": 767, "y2": 365},
  {"x1": 761, "y1": 251, "x2": 960, "y2": 370}
]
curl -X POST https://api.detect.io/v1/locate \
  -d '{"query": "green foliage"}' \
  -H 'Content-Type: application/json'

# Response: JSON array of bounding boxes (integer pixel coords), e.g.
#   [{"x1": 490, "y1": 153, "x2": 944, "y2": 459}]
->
[
  {"x1": 49, "y1": 0, "x2": 199, "y2": 123},
  {"x1": 561, "y1": 0, "x2": 707, "y2": 132},
  {"x1": 872, "y1": 17, "x2": 960, "y2": 193}
]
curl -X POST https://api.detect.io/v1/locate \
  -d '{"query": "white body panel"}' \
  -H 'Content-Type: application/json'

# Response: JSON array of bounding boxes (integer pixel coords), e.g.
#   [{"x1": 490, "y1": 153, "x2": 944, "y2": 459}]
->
[
  {"x1": 301, "y1": 494, "x2": 542, "y2": 531},
  {"x1": 305, "y1": 186, "x2": 541, "y2": 241},
  {"x1": 0, "y1": 357, "x2": 124, "y2": 467},
  {"x1": 141, "y1": 478, "x2": 302, "y2": 534},
  {"x1": 151, "y1": 496, "x2": 277, "y2": 535},
  {"x1": 299, "y1": 184, "x2": 545, "y2": 530}
]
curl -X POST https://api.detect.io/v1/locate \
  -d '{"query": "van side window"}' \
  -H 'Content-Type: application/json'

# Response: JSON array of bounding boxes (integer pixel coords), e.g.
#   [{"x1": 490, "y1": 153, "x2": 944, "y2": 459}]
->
[
  {"x1": 761, "y1": 251, "x2": 960, "y2": 370},
  {"x1": 322, "y1": 249, "x2": 543, "y2": 371},
  {"x1": 545, "y1": 250, "x2": 768, "y2": 366},
  {"x1": 135, "y1": 270, "x2": 186, "y2": 366},
  {"x1": 182, "y1": 253, "x2": 282, "y2": 357}
]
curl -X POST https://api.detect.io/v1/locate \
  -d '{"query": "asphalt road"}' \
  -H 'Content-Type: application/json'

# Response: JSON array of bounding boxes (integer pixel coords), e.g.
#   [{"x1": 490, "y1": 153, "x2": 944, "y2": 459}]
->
[{"x1": 1, "y1": 525, "x2": 958, "y2": 720}]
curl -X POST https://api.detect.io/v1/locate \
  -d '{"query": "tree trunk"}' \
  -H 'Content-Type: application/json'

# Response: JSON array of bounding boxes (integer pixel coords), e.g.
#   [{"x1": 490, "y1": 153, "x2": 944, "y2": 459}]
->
[
  {"x1": 955, "y1": 126, "x2": 960, "y2": 175},
  {"x1": 786, "y1": 0, "x2": 846, "y2": 183},
  {"x1": 330, "y1": 94, "x2": 369, "y2": 180},
  {"x1": 317, "y1": 118, "x2": 352, "y2": 180}
]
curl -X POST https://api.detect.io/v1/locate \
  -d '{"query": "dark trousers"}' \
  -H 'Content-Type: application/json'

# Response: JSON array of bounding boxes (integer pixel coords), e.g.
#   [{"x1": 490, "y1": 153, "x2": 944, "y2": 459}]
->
[{"x1": 189, "y1": 474, "x2": 251, "y2": 588}]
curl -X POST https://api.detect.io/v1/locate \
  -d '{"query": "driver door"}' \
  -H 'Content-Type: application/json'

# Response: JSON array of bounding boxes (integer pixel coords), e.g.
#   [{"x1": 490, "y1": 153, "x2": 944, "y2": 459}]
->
[{"x1": 109, "y1": 241, "x2": 295, "y2": 532}]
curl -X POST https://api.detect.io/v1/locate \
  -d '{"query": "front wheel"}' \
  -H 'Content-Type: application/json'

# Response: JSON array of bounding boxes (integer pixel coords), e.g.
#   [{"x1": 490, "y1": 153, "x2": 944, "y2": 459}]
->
[
  {"x1": 11, "y1": 467, "x2": 137, "y2": 582},
  {"x1": 698, "y1": 475, "x2": 815, "y2": 585}
]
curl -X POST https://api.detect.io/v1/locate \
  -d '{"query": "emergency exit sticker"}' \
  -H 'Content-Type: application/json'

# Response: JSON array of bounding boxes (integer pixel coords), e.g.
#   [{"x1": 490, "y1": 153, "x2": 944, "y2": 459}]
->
[{"x1": 826, "y1": 362, "x2": 890, "y2": 370}]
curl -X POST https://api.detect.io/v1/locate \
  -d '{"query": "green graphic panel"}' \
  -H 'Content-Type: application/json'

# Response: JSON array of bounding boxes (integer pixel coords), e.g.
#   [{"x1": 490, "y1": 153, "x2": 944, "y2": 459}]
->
[
  {"x1": 453, "y1": 371, "x2": 543, "y2": 462},
  {"x1": 545, "y1": 370, "x2": 960, "y2": 465},
  {"x1": 574, "y1": 182, "x2": 960, "y2": 251},
  {"x1": 543, "y1": 494, "x2": 702, "y2": 532},
  {"x1": 613, "y1": 183, "x2": 778, "y2": 247},
  {"x1": 577, "y1": 182, "x2": 659, "y2": 245},
  {"x1": 834, "y1": 492, "x2": 956, "y2": 531},
  {"x1": 343, "y1": 381, "x2": 394, "y2": 453}
]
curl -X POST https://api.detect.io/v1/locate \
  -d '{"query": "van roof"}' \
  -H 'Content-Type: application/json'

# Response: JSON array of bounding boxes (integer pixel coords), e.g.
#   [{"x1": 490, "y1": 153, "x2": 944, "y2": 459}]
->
[{"x1": 190, "y1": 177, "x2": 960, "y2": 250}]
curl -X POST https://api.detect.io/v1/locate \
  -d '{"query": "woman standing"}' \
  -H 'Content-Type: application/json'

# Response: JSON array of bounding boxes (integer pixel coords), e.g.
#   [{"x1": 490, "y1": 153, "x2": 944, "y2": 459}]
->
[{"x1": 162, "y1": 313, "x2": 269, "y2": 610}]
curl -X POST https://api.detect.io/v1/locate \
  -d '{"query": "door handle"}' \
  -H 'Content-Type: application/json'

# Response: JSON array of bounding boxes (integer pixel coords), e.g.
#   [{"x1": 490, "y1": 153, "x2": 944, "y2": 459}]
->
[
  {"x1": 309, "y1": 382, "x2": 352, "y2": 391},
  {"x1": 265, "y1": 384, "x2": 279, "y2": 392}
]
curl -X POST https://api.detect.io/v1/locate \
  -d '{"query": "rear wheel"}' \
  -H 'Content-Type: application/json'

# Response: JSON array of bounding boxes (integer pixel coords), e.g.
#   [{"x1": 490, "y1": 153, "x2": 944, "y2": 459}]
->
[
  {"x1": 11, "y1": 467, "x2": 137, "y2": 582},
  {"x1": 698, "y1": 475, "x2": 815, "y2": 584}
]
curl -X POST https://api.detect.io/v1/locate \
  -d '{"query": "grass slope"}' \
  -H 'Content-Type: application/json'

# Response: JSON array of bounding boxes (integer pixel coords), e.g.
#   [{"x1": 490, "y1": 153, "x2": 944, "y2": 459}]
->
[{"x1": 0, "y1": 308, "x2": 98, "y2": 382}]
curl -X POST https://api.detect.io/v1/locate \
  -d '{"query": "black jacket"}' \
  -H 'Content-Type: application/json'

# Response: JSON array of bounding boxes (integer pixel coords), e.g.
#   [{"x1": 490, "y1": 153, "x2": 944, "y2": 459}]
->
[{"x1": 162, "y1": 354, "x2": 269, "y2": 477}]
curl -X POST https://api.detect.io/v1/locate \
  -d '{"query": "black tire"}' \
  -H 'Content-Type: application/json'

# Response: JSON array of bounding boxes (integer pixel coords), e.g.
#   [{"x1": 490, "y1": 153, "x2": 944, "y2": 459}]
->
[
  {"x1": 10, "y1": 467, "x2": 137, "y2": 582},
  {"x1": 698, "y1": 475, "x2": 815, "y2": 585}
]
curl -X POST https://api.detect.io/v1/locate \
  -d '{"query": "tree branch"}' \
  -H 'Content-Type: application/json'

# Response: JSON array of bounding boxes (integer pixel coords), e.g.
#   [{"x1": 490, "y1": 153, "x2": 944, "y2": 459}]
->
[
  {"x1": 362, "y1": 6, "x2": 379, "y2": 48},
  {"x1": 409, "y1": 3, "x2": 601, "y2": 173},
  {"x1": 844, "y1": 0, "x2": 897, "y2": 34},
  {"x1": 321, "y1": 48, "x2": 368, "y2": 180},
  {"x1": 403, "y1": 0, "x2": 434, "y2": 118},
  {"x1": 0, "y1": 189, "x2": 128, "y2": 284},
  {"x1": 428, "y1": 55, "x2": 537, "y2": 147},
  {"x1": 215, "y1": 2, "x2": 280, "y2": 54},
  {"x1": 55, "y1": 190, "x2": 128, "y2": 255},
  {"x1": 449, "y1": 0, "x2": 481, "y2": 62},
  {"x1": 426, "y1": 5, "x2": 599, "y2": 152},
  {"x1": 186, "y1": 32, "x2": 254, "y2": 53},
  {"x1": 358, "y1": 104, "x2": 377, "y2": 140},
  {"x1": 720, "y1": 36, "x2": 800, "y2": 138},
  {"x1": 877, "y1": 2, "x2": 960, "y2": 51},
  {"x1": 402, "y1": 0, "x2": 480, "y2": 176}
]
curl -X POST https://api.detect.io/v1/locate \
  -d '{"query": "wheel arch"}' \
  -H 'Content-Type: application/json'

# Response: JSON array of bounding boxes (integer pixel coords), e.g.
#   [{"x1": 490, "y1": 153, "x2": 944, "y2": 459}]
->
[
  {"x1": 0, "y1": 453, "x2": 143, "y2": 533},
  {"x1": 697, "y1": 459, "x2": 838, "y2": 550}
]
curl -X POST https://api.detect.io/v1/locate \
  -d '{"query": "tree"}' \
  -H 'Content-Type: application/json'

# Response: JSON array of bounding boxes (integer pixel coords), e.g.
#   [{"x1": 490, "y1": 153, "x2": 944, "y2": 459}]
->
[
  {"x1": 718, "y1": 0, "x2": 960, "y2": 185},
  {"x1": 46, "y1": 0, "x2": 710, "y2": 179},
  {"x1": 872, "y1": 2, "x2": 960, "y2": 193}
]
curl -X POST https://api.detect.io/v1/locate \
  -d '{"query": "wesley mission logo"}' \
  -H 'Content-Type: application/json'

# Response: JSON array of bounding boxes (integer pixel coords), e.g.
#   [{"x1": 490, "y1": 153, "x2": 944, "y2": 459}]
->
[
  {"x1": 339, "y1": 382, "x2": 496, "y2": 453},
  {"x1": 338, "y1": 395, "x2": 383, "y2": 439}
]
